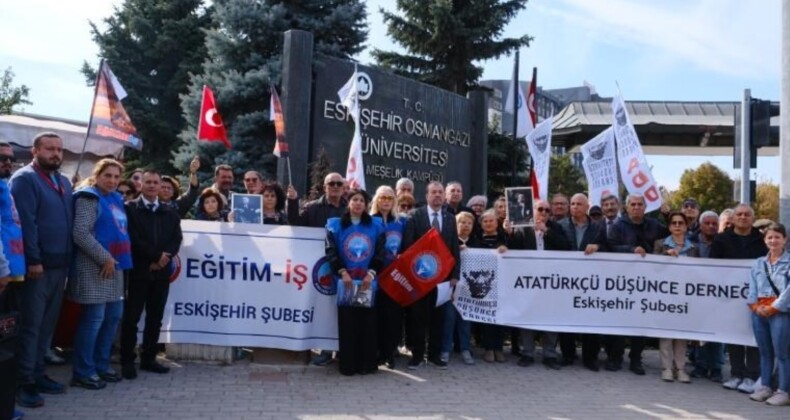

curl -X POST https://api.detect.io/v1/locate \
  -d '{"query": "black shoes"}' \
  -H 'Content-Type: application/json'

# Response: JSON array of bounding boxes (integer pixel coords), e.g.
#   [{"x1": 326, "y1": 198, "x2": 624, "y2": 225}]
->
[
  {"x1": 70, "y1": 375, "x2": 107, "y2": 390},
  {"x1": 140, "y1": 361, "x2": 170, "y2": 374},
  {"x1": 629, "y1": 361, "x2": 646, "y2": 375},
  {"x1": 604, "y1": 360, "x2": 622, "y2": 372},
  {"x1": 543, "y1": 358, "x2": 562, "y2": 370},
  {"x1": 517, "y1": 355, "x2": 535, "y2": 367},
  {"x1": 583, "y1": 361, "x2": 600, "y2": 372},
  {"x1": 98, "y1": 369, "x2": 123, "y2": 383}
]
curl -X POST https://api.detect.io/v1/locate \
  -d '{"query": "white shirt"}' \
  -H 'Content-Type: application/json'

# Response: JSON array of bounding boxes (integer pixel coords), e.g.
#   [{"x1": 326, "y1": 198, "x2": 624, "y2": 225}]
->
[
  {"x1": 535, "y1": 230, "x2": 545, "y2": 251},
  {"x1": 141, "y1": 196, "x2": 160, "y2": 212}
]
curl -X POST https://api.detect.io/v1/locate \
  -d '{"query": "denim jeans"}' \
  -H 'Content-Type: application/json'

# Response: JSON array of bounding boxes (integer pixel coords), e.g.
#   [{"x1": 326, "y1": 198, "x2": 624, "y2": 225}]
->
[
  {"x1": 752, "y1": 312, "x2": 790, "y2": 391},
  {"x1": 441, "y1": 305, "x2": 470, "y2": 353},
  {"x1": 72, "y1": 300, "x2": 123, "y2": 379},
  {"x1": 15, "y1": 267, "x2": 67, "y2": 384},
  {"x1": 694, "y1": 342, "x2": 724, "y2": 373}
]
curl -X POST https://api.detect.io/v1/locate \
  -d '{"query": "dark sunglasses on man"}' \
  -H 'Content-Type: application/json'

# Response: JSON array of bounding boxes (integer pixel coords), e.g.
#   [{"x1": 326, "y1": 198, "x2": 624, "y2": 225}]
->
[{"x1": 0, "y1": 156, "x2": 17, "y2": 163}]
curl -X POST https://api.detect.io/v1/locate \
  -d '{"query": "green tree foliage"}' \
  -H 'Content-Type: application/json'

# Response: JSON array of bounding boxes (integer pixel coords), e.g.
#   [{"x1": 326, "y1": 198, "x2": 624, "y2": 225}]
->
[
  {"x1": 754, "y1": 181, "x2": 779, "y2": 221},
  {"x1": 486, "y1": 129, "x2": 528, "y2": 200},
  {"x1": 671, "y1": 162, "x2": 735, "y2": 214},
  {"x1": 373, "y1": 0, "x2": 532, "y2": 95},
  {"x1": 82, "y1": 0, "x2": 213, "y2": 175},
  {"x1": 0, "y1": 67, "x2": 32, "y2": 114},
  {"x1": 548, "y1": 154, "x2": 586, "y2": 197},
  {"x1": 173, "y1": 0, "x2": 367, "y2": 186}
]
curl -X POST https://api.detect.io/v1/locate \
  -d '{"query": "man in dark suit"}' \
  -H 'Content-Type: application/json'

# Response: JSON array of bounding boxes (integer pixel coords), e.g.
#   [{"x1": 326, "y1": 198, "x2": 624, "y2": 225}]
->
[
  {"x1": 506, "y1": 199, "x2": 570, "y2": 369},
  {"x1": 558, "y1": 193, "x2": 608, "y2": 371},
  {"x1": 121, "y1": 170, "x2": 183, "y2": 380},
  {"x1": 401, "y1": 181, "x2": 460, "y2": 370}
]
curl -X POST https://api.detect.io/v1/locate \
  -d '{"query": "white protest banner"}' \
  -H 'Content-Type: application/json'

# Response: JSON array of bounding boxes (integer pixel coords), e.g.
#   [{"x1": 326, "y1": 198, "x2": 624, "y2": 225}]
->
[
  {"x1": 611, "y1": 95, "x2": 662, "y2": 212},
  {"x1": 581, "y1": 127, "x2": 619, "y2": 207},
  {"x1": 455, "y1": 249, "x2": 755, "y2": 346},
  {"x1": 524, "y1": 118, "x2": 552, "y2": 202},
  {"x1": 160, "y1": 221, "x2": 339, "y2": 351}
]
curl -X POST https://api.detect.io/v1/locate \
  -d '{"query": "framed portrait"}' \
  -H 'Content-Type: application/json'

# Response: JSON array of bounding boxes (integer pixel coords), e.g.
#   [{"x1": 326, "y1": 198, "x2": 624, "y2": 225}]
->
[
  {"x1": 505, "y1": 186, "x2": 534, "y2": 227},
  {"x1": 230, "y1": 193, "x2": 263, "y2": 224}
]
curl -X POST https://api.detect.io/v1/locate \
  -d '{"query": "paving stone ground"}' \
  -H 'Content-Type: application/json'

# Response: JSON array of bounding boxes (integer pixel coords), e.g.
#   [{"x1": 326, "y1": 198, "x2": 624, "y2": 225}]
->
[{"x1": 21, "y1": 349, "x2": 783, "y2": 420}]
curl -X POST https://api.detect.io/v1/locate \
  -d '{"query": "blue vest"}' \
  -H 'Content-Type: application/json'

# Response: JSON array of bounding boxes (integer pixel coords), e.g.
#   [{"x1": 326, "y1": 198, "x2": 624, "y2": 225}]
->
[
  {"x1": 376, "y1": 215, "x2": 405, "y2": 267},
  {"x1": 0, "y1": 179, "x2": 25, "y2": 276},
  {"x1": 326, "y1": 217, "x2": 384, "y2": 280},
  {"x1": 75, "y1": 187, "x2": 133, "y2": 270}
]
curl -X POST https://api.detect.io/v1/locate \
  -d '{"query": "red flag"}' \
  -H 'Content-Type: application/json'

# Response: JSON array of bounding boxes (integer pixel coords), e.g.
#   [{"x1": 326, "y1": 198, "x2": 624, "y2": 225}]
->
[
  {"x1": 197, "y1": 85, "x2": 230, "y2": 148},
  {"x1": 379, "y1": 229, "x2": 456, "y2": 307},
  {"x1": 269, "y1": 85, "x2": 289, "y2": 158}
]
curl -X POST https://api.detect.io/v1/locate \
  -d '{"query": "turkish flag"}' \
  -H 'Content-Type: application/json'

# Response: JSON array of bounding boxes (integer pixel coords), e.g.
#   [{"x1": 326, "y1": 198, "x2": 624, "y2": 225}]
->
[
  {"x1": 379, "y1": 229, "x2": 456, "y2": 307},
  {"x1": 197, "y1": 85, "x2": 230, "y2": 148}
]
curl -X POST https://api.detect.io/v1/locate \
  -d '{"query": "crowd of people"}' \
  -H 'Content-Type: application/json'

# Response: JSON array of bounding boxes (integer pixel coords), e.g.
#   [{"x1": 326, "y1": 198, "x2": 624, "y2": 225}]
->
[{"x1": 0, "y1": 131, "x2": 788, "y2": 419}]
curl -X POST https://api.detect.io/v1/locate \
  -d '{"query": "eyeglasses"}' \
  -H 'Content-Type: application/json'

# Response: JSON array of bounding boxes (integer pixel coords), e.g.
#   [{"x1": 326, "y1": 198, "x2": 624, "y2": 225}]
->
[
  {"x1": 399, "y1": 204, "x2": 414, "y2": 210},
  {"x1": 735, "y1": 212, "x2": 751, "y2": 217},
  {"x1": 119, "y1": 189, "x2": 134, "y2": 196},
  {"x1": 243, "y1": 178, "x2": 260, "y2": 183},
  {"x1": 132, "y1": 175, "x2": 141, "y2": 181},
  {"x1": 378, "y1": 196, "x2": 394, "y2": 202},
  {"x1": 326, "y1": 181, "x2": 344, "y2": 188},
  {"x1": 683, "y1": 204, "x2": 698, "y2": 209},
  {"x1": 0, "y1": 155, "x2": 16, "y2": 163},
  {"x1": 670, "y1": 221, "x2": 686, "y2": 226},
  {"x1": 536, "y1": 207, "x2": 551, "y2": 213}
]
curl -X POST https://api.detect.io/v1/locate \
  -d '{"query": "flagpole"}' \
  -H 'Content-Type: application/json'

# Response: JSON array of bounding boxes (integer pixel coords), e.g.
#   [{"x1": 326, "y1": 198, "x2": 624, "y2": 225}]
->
[
  {"x1": 197, "y1": 85, "x2": 206, "y2": 141},
  {"x1": 74, "y1": 58, "x2": 104, "y2": 179},
  {"x1": 510, "y1": 50, "x2": 519, "y2": 186},
  {"x1": 529, "y1": 66, "x2": 538, "y2": 199},
  {"x1": 286, "y1": 157, "x2": 292, "y2": 187}
]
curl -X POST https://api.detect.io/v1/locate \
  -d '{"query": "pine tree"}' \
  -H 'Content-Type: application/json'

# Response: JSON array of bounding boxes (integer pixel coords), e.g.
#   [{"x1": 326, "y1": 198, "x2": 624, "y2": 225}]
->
[
  {"x1": 373, "y1": 0, "x2": 532, "y2": 95},
  {"x1": 0, "y1": 67, "x2": 32, "y2": 114},
  {"x1": 82, "y1": 0, "x2": 213, "y2": 175},
  {"x1": 173, "y1": 0, "x2": 367, "y2": 186}
]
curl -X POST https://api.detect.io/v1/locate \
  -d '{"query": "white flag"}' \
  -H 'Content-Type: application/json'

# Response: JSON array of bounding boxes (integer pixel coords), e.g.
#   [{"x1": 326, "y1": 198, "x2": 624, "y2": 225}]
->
[
  {"x1": 581, "y1": 127, "x2": 619, "y2": 207},
  {"x1": 611, "y1": 95, "x2": 662, "y2": 212},
  {"x1": 524, "y1": 118, "x2": 552, "y2": 201},
  {"x1": 338, "y1": 69, "x2": 365, "y2": 191},
  {"x1": 505, "y1": 79, "x2": 534, "y2": 138}
]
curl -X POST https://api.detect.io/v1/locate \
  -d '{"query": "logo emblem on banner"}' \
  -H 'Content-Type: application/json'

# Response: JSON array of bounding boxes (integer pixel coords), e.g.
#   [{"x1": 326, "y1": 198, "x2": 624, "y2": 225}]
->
[
  {"x1": 463, "y1": 270, "x2": 495, "y2": 299},
  {"x1": 312, "y1": 256, "x2": 337, "y2": 296},
  {"x1": 169, "y1": 256, "x2": 182, "y2": 283},
  {"x1": 411, "y1": 252, "x2": 441, "y2": 282},
  {"x1": 344, "y1": 233, "x2": 372, "y2": 262},
  {"x1": 590, "y1": 142, "x2": 607, "y2": 160},
  {"x1": 385, "y1": 231, "x2": 402, "y2": 257},
  {"x1": 533, "y1": 134, "x2": 549, "y2": 153},
  {"x1": 357, "y1": 72, "x2": 373, "y2": 100},
  {"x1": 615, "y1": 107, "x2": 627, "y2": 126}
]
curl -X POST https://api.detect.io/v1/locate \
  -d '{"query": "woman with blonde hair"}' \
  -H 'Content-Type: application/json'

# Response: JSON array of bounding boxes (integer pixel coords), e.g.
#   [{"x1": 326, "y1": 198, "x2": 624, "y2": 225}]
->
[
  {"x1": 69, "y1": 158, "x2": 132, "y2": 389},
  {"x1": 370, "y1": 185, "x2": 406, "y2": 368}
]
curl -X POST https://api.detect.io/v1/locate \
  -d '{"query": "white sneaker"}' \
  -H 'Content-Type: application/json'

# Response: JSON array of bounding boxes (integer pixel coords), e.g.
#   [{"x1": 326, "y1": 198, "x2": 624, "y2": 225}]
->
[
  {"x1": 723, "y1": 377, "x2": 742, "y2": 390},
  {"x1": 737, "y1": 378, "x2": 756, "y2": 394},
  {"x1": 461, "y1": 350, "x2": 474, "y2": 365},
  {"x1": 749, "y1": 386, "x2": 774, "y2": 402},
  {"x1": 439, "y1": 352, "x2": 450, "y2": 363},
  {"x1": 766, "y1": 391, "x2": 790, "y2": 406},
  {"x1": 661, "y1": 369, "x2": 674, "y2": 382}
]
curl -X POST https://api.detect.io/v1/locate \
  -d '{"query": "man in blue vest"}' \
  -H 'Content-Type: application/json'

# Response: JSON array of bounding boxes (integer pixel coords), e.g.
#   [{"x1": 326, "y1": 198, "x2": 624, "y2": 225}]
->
[{"x1": 10, "y1": 132, "x2": 74, "y2": 408}]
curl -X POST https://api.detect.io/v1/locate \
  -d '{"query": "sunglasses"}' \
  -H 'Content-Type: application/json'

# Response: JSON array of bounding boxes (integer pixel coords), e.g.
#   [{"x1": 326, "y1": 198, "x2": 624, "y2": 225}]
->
[
  {"x1": 0, "y1": 155, "x2": 16, "y2": 163},
  {"x1": 670, "y1": 221, "x2": 686, "y2": 226},
  {"x1": 378, "y1": 196, "x2": 394, "y2": 202},
  {"x1": 536, "y1": 207, "x2": 551, "y2": 213},
  {"x1": 132, "y1": 175, "x2": 141, "y2": 181},
  {"x1": 326, "y1": 181, "x2": 344, "y2": 188},
  {"x1": 399, "y1": 204, "x2": 414, "y2": 210}
]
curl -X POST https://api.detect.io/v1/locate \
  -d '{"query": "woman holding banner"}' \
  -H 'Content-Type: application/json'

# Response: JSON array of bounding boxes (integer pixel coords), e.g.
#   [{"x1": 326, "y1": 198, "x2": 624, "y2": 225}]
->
[
  {"x1": 370, "y1": 186, "x2": 405, "y2": 369},
  {"x1": 654, "y1": 212, "x2": 699, "y2": 383},
  {"x1": 68, "y1": 159, "x2": 132, "y2": 389},
  {"x1": 474, "y1": 209, "x2": 509, "y2": 363},
  {"x1": 746, "y1": 223, "x2": 790, "y2": 406},
  {"x1": 326, "y1": 189, "x2": 387, "y2": 376}
]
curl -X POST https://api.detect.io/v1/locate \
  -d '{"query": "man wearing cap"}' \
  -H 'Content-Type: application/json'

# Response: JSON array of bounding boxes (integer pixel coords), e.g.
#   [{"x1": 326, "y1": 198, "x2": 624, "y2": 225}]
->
[{"x1": 681, "y1": 198, "x2": 701, "y2": 237}]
